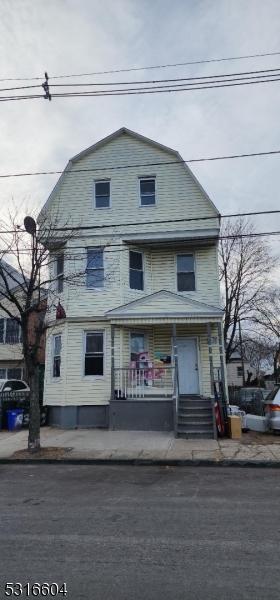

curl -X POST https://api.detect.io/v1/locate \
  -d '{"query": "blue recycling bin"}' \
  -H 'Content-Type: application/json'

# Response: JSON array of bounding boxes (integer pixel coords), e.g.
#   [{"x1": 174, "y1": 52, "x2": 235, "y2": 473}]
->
[{"x1": 7, "y1": 409, "x2": 24, "y2": 431}]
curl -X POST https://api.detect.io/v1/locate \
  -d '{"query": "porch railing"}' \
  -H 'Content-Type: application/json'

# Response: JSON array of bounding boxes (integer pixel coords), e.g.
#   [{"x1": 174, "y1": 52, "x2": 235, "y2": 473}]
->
[{"x1": 114, "y1": 366, "x2": 175, "y2": 399}]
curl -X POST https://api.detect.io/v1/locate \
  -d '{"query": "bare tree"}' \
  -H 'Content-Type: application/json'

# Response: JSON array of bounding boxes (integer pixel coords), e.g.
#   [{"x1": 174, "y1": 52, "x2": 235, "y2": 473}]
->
[
  {"x1": 0, "y1": 211, "x2": 87, "y2": 452},
  {"x1": 219, "y1": 218, "x2": 276, "y2": 363},
  {"x1": 252, "y1": 288, "x2": 280, "y2": 381},
  {"x1": 242, "y1": 334, "x2": 275, "y2": 382}
]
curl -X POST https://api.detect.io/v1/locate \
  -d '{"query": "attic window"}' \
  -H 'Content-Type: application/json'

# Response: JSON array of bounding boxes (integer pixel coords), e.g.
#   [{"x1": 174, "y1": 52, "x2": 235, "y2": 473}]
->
[
  {"x1": 139, "y1": 178, "x2": 156, "y2": 206},
  {"x1": 94, "y1": 180, "x2": 110, "y2": 208}
]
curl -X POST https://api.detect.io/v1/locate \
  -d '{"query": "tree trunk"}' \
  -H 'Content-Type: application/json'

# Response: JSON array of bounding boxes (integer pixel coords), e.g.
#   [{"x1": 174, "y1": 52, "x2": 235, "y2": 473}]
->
[{"x1": 28, "y1": 366, "x2": 41, "y2": 452}]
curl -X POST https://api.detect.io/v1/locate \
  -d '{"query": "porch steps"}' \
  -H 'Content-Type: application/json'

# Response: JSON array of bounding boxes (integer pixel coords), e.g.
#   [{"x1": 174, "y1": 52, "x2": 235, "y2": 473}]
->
[{"x1": 176, "y1": 395, "x2": 216, "y2": 439}]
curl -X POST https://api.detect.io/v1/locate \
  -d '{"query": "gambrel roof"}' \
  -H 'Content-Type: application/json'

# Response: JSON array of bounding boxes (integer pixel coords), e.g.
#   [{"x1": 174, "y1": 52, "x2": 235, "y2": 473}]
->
[{"x1": 39, "y1": 127, "x2": 220, "y2": 218}]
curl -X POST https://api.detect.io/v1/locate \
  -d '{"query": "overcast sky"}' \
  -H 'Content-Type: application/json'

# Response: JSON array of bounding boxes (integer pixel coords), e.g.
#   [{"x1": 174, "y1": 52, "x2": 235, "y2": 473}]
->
[{"x1": 1, "y1": 0, "x2": 280, "y2": 237}]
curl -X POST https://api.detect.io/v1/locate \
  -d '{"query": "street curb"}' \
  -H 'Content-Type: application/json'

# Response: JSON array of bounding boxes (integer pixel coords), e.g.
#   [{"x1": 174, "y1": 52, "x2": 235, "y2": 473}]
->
[{"x1": 0, "y1": 457, "x2": 280, "y2": 468}]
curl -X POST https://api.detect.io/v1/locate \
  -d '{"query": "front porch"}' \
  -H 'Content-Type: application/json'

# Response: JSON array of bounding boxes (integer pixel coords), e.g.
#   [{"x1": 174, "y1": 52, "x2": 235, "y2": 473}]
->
[{"x1": 109, "y1": 320, "x2": 226, "y2": 436}]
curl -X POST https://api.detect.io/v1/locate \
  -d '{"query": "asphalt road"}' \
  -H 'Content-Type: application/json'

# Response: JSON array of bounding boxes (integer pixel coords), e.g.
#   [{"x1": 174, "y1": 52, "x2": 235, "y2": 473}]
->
[{"x1": 0, "y1": 465, "x2": 280, "y2": 600}]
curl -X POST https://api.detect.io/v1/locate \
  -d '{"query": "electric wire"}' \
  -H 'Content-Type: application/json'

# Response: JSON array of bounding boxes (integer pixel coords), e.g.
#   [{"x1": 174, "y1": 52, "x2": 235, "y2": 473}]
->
[{"x1": 1, "y1": 50, "x2": 280, "y2": 82}]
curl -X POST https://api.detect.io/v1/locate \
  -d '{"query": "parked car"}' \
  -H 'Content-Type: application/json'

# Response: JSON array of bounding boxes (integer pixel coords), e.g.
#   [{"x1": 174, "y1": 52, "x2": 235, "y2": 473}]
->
[
  {"x1": 233, "y1": 387, "x2": 267, "y2": 416},
  {"x1": 264, "y1": 386, "x2": 280, "y2": 432},
  {"x1": 0, "y1": 379, "x2": 47, "y2": 427}
]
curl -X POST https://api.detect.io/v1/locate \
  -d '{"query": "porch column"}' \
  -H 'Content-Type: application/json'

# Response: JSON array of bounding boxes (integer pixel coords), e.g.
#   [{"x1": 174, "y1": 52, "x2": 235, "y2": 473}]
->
[
  {"x1": 110, "y1": 324, "x2": 115, "y2": 401},
  {"x1": 172, "y1": 323, "x2": 178, "y2": 434},
  {"x1": 207, "y1": 323, "x2": 215, "y2": 397},
  {"x1": 217, "y1": 321, "x2": 228, "y2": 402},
  {"x1": 172, "y1": 324, "x2": 178, "y2": 387}
]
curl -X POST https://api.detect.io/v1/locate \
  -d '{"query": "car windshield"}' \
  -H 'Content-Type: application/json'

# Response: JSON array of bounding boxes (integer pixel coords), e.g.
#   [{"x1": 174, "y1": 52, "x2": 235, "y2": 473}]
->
[
  {"x1": 266, "y1": 387, "x2": 280, "y2": 403},
  {"x1": 0, "y1": 380, "x2": 6, "y2": 391}
]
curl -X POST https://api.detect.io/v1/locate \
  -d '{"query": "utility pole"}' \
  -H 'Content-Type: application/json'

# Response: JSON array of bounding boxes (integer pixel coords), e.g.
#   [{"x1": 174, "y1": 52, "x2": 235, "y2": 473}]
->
[{"x1": 238, "y1": 319, "x2": 246, "y2": 386}]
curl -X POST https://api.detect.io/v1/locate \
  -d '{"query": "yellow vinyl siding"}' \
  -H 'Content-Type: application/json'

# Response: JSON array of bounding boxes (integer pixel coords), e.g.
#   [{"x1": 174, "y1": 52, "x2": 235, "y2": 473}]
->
[
  {"x1": 44, "y1": 322, "x2": 112, "y2": 406},
  {"x1": 44, "y1": 321, "x2": 222, "y2": 406},
  {"x1": 46, "y1": 134, "x2": 219, "y2": 235}
]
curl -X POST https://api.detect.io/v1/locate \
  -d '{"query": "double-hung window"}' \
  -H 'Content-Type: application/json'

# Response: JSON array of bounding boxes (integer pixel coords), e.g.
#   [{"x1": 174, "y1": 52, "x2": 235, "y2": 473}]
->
[
  {"x1": 139, "y1": 178, "x2": 156, "y2": 206},
  {"x1": 6, "y1": 319, "x2": 21, "y2": 344},
  {"x1": 94, "y1": 180, "x2": 110, "y2": 208},
  {"x1": 56, "y1": 253, "x2": 64, "y2": 293},
  {"x1": 86, "y1": 248, "x2": 104, "y2": 288},
  {"x1": 0, "y1": 318, "x2": 21, "y2": 344},
  {"x1": 53, "y1": 335, "x2": 61, "y2": 378},
  {"x1": 177, "y1": 254, "x2": 195, "y2": 291},
  {"x1": 129, "y1": 251, "x2": 144, "y2": 290},
  {"x1": 84, "y1": 332, "x2": 104, "y2": 376}
]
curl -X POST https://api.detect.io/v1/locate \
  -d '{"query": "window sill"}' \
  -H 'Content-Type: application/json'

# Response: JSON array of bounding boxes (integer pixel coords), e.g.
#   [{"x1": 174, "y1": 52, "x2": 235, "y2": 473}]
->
[
  {"x1": 83, "y1": 375, "x2": 105, "y2": 380},
  {"x1": 139, "y1": 204, "x2": 156, "y2": 208}
]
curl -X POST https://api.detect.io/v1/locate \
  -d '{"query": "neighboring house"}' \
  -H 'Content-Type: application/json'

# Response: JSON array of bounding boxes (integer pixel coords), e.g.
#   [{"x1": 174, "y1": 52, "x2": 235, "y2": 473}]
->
[
  {"x1": 0, "y1": 260, "x2": 46, "y2": 381},
  {"x1": 40, "y1": 127, "x2": 227, "y2": 438},
  {"x1": 227, "y1": 351, "x2": 256, "y2": 387},
  {"x1": 0, "y1": 261, "x2": 25, "y2": 379}
]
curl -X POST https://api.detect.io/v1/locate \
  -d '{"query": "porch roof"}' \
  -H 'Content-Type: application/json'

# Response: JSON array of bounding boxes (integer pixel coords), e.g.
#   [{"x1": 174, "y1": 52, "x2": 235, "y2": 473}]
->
[{"x1": 106, "y1": 290, "x2": 223, "y2": 324}]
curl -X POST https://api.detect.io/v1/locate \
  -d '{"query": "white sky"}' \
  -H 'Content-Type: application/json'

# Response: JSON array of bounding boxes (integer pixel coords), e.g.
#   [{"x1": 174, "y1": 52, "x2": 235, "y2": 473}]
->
[{"x1": 1, "y1": 0, "x2": 280, "y2": 238}]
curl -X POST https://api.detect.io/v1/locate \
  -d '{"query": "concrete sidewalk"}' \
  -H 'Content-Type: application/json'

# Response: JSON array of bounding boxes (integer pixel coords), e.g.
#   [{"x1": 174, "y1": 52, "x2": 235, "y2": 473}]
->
[{"x1": 1, "y1": 427, "x2": 280, "y2": 464}]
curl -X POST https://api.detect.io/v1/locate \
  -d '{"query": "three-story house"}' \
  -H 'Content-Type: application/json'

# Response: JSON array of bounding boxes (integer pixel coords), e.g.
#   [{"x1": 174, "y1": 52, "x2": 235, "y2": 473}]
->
[{"x1": 40, "y1": 128, "x2": 226, "y2": 438}]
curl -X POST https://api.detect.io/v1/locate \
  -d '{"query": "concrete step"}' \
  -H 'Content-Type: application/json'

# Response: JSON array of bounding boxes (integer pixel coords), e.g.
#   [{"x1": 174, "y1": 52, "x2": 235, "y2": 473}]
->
[
  {"x1": 178, "y1": 417, "x2": 213, "y2": 426},
  {"x1": 177, "y1": 431, "x2": 214, "y2": 439},
  {"x1": 179, "y1": 401, "x2": 212, "y2": 410},
  {"x1": 178, "y1": 409, "x2": 213, "y2": 417}
]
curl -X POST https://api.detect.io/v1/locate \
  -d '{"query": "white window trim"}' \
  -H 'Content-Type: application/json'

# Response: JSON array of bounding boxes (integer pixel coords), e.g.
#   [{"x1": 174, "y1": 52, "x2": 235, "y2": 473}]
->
[
  {"x1": 129, "y1": 331, "x2": 148, "y2": 359},
  {"x1": 176, "y1": 252, "x2": 196, "y2": 293},
  {"x1": 93, "y1": 179, "x2": 111, "y2": 210},
  {"x1": 52, "y1": 334, "x2": 62, "y2": 379},
  {"x1": 129, "y1": 249, "x2": 144, "y2": 291},
  {"x1": 138, "y1": 176, "x2": 157, "y2": 207},
  {"x1": 86, "y1": 247, "x2": 105, "y2": 291},
  {"x1": 0, "y1": 318, "x2": 21, "y2": 344},
  {"x1": 0, "y1": 367, "x2": 24, "y2": 379},
  {"x1": 56, "y1": 253, "x2": 64, "y2": 293},
  {"x1": 83, "y1": 330, "x2": 105, "y2": 379}
]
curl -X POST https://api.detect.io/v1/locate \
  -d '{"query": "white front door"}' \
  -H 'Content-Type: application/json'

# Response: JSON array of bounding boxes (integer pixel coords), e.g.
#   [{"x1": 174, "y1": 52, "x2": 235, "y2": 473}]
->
[{"x1": 177, "y1": 338, "x2": 199, "y2": 394}]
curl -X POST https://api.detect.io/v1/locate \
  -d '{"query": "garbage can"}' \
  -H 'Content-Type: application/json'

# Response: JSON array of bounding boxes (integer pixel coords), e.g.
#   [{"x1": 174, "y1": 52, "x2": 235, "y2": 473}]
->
[{"x1": 7, "y1": 409, "x2": 24, "y2": 432}]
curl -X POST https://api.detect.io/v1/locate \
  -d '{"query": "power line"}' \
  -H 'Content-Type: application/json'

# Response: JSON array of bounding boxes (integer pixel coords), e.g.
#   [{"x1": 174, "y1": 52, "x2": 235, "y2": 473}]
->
[
  {"x1": 51, "y1": 76, "x2": 280, "y2": 97},
  {"x1": 2, "y1": 65, "x2": 280, "y2": 92},
  {"x1": 1, "y1": 50, "x2": 280, "y2": 82},
  {"x1": 1, "y1": 150, "x2": 280, "y2": 180},
  {"x1": 1, "y1": 72, "x2": 280, "y2": 103},
  {"x1": 47, "y1": 210, "x2": 280, "y2": 233},
  {"x1": 0, "y1": 209, "x2": 279, "y2": 237},
  {"x1": 1, "y1": 229, "x2": 280, "y2": 257}
]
